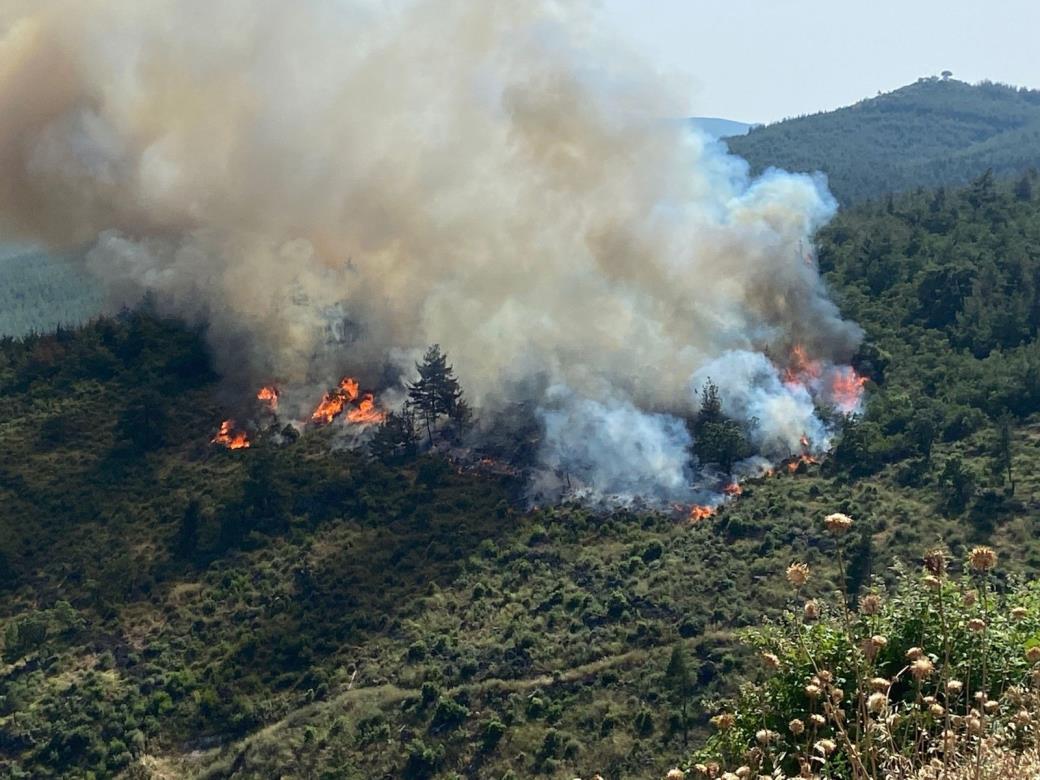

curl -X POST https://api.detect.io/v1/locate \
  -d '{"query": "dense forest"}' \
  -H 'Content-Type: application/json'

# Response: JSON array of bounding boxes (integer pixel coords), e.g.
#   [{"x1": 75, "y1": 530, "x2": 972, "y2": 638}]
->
[
  {"x1": 1, "y1": 170, "x2": 1039, "y2": 778},
  {"x1": 0, "y1": 247, "x2": 105, "y2": 338},
  {"x1": 727, "y1": 79, "x2": 1040, "y2": 204}
]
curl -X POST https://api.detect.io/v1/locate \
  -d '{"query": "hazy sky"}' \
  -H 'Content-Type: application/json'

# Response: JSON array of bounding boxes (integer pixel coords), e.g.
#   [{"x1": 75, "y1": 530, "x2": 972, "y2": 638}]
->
[{"x1": 601, "y1": 0, "x2": 1040, "y2": 124}]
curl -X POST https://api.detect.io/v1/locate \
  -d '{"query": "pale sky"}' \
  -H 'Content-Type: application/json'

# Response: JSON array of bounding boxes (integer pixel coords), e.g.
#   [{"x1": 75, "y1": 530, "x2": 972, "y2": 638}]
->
[{"x1": 601, "y1": 0, "x2": 1040, "y2": 124}]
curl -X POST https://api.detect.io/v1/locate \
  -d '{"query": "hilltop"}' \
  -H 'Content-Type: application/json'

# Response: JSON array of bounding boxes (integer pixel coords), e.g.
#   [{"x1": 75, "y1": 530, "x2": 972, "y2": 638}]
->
[{"x1": 726, "y1": 78, "x2": 1040, "y2": 204}]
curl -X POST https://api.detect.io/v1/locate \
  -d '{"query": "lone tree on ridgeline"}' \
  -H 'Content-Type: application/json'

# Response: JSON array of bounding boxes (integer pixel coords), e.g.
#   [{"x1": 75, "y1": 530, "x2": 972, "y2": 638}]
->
[{"x1": 407, "y1": 344, "x2": 470, "y2": 444}]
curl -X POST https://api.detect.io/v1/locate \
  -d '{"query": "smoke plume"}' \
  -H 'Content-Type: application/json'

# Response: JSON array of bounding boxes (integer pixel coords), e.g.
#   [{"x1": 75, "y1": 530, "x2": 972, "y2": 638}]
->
[{"x1": 0, "y1": 0, "x2": 862, "y2": 502}]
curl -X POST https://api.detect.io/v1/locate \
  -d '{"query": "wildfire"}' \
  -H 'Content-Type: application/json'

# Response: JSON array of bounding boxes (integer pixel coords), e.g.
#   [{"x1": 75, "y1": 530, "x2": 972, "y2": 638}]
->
[
  {"x1": 346, "y1": 393, "x2": 386, "y2": 425},
  {"x1": 688, "y1": 504, "x2": 716, "y2": 522},
  {"x1": 311, "y1": 377, "x2": 384, "y2": 426},
  {"x1": 212, "y1": 419, "x2": 250, "y2": 449},
  {"x1": 782, "y1": 344, "x2": 823, "y2": 385},
  {"x1": 829, "y1": 366, "x2": 868, "y2": 413},
  {"x1": 786, "y1": 453, "x2": 818, "y2": 473},
  {"x1": 723, "y1": 482, "x2": 742, "y2": 497},
  {"x1": 257, "y1": 385, "x2": 279, "y2": 411}
]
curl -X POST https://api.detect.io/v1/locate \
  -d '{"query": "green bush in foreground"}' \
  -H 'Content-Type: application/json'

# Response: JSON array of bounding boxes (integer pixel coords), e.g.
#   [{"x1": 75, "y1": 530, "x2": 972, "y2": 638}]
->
[{"x1": 691, "y1": 513, "x2": 1040, "y2": 779}]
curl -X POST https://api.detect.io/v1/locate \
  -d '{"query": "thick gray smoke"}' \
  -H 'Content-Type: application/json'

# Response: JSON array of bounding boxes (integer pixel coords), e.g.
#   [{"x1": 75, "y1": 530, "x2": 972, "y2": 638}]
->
[{"x1": 0, "y1": 0, "x2": 862, "y2": 502}]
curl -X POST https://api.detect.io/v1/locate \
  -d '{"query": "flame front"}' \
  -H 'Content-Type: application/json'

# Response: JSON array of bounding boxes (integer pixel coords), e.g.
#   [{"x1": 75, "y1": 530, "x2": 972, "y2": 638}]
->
[
  {"x1": 723, "y1": 482, "x2": 742, "y2": 497},
  {"x1": 257, "y1": 385, "x2": 279, "y2": 411},
  {"x1": 346, "y1": 393, "x2": 386, "y2": 425},
  {"x1": 829, "y1": 367, "x2": 867, "y2": 413},
  {"x1": 311, "y1": 391, "x2": 348, "y2": 425},
  {"x1": 212, "y1": 419, "x2": 250, "y2": 449},
  {"x1": 688, "y1": 505, "x2": 715, "y2": 522},
  {"x1": 311, "y1": 377, "x2": 384, "y2": 426},
  {"x1": 783, "y1": 344, "x2": 823, "y2": 385}
]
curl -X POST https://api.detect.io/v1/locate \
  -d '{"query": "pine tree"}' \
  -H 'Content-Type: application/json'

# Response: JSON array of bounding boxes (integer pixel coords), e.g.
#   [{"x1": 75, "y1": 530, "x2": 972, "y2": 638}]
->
[
  {"x1": 407, "y1": 345, "x2": 466, "y2": 444},
  {"x1": 991, "y1": 411, "x2": 1016, "y2": 495},
  {"x1": 369, "y1": 409, "x2": 419, "y2": 463},
  {"x1": 175, "y1": 500, "x2": 201, "y2": 560},
  {"x1": 664, "y1": 644, "x2": 693, "y2": 745}
]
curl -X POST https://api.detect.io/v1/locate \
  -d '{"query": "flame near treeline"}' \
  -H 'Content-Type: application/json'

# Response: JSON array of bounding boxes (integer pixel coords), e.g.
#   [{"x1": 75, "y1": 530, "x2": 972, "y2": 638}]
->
[{"x1": 0, "y1": 0, "x2": 865, "y2": 505}]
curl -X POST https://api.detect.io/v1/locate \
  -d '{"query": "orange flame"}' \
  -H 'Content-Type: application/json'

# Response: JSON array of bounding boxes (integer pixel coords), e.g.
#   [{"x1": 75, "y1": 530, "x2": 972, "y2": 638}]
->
[
  {"x1": 800, "y1": 433, "x2": 811, "y2": 450},
  {"x1": 688, "y1": 504, "x2": 716, "y2": 522},
  {"x1": 346, "y1": 393, "x2": 386, "y2": 425},
  {"x1": 339, "y1": 377, "x2": 360, "y2": 402},
  {"x1": 783, "y1": 344, "x2": 823, "y2": 385},
  {"x1": 212, "y1": 419, "x2": 250, "y2": 449},
  {"x1": 786, "y1": 453, "x2": 818, "y2": 473},
  {"x1": 257, "y1": 385, "x2": 279, "y2": 411},
  {"x1": 723, "y1": 482, "x2": 742, "y2": 497},
  {"x1": 830, "y1": 366, "x2": 868, "y2": 413},
  {"x1": 311, "y1": 377, "x2": 384, "y2": 425},
  {"x1": 311, "y1": 390, "x2": 348, "y2": 425}
]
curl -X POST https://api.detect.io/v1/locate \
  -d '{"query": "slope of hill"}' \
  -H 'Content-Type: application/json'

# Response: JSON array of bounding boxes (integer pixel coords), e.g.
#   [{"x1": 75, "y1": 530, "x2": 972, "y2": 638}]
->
[
  {"x1": 2, "y1": 173, "x2": 1040, "y2": 778},
  {"x1": 688, "y1": 117, "x2": 754, "y2": 139},
  {"x1": 0, "y1": 246, "x2": 106, "y2": 337},
  {"x1": 727, "y1": 78, "x2": 1040, "y2": 204}
]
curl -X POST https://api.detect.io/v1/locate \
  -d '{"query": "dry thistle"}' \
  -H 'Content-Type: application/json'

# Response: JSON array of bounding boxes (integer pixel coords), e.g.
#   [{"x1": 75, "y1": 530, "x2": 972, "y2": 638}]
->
[
  {"x1": 824, "y1": 512, "x2": 854, "y2": 534},
  {"x1": 761, "y1": 652, "x2": 780, "y2": 671},
  {"x1": 946, "y1": 679, "x2": 963, "y2": 696},
  {"x1": 869, "y1": 677, "x2": 890, "y2": 692},
  {"x1": 906, "y1": 646, "x2": 924, "y2": 661},
  {"x1": 859, "y1": 592, "x2": 882, "y2": 615},
  {"x1": 962, "y1": 590, "x2": 977, "y2": 607},
  {"x1": 923, "y1": 547, "x2": 948, "y2": 576},
  {"x1": 911, "y1": 657, "x2": 935, "y2": 681},
  {"x1": 666, "y1": 770, "x2": 685, "y2": 780},
  {"x1": 803, "y1": 600, "x2": 820, "y2": 621},
  {"x1": 967, "y1": 545, "x2": 997, "y2": 573},
  {"x1": 711, "y1": 712, "x2": 736, "y2": 730},
  {"x1": 789, "y1": 718, "x2": 805, "y2": 735},
  {"x1": 1026, "y1": 646, "x2": 1040, "y2": 664},
  {"x1": 967, "y1": 617, "x2": 986, "y2": 633},
  {"x1": 922, "y1": 574, "x2": 941, "y2": 591},
  {"x1": 1011, "y1": 607, "x2": 1028, "y2": 622},
  {"x1": 809, "y1": 713, "x2": 826, "y2": 727},
  {"x1": 813, "y1": 738, "x2": 837, "y2": 756},
  {"x1": 786, "y1": 562, "x2": 810, "y2": 588},
  {"x1": 867, "y1": 692, "x2": 888, "y2": 714},
  {"x1": 805, "y1": 683, "x2": 822, "y2": 699}
]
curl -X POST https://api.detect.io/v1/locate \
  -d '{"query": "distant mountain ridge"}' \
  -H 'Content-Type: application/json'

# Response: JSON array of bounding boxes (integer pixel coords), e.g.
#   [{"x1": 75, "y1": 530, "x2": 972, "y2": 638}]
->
[
  {"x1": 726, "y1": 78, "x2": 1040, "y2": 204},
  {"x1": 688, "y1": 116, "x2": 755, "y2": 139}
]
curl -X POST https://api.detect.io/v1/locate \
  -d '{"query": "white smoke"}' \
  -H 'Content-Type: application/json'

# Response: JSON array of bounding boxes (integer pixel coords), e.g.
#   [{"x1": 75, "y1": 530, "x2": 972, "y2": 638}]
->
[{"x1": 0, "y1": 0, "x2": 863, "y2": 502}]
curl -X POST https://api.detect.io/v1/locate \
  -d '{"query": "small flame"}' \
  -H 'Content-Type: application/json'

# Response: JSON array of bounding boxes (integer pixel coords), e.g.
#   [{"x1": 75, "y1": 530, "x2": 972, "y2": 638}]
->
[
  {"x1": 212, "y1": 419, "x2": 250, "y2": 449},
  {"x1": 800, "y1": 433, "x2": 811, "y2": 450},
  {"x1": 786, "y1": 453, "x2": 818, "y2": 473},
  {"x1": 688, "y1": 504, "x2": 716, "y2": 522},
  {"x1": 346, "y1": 393, "x2": 386, "y2": 425},
  {"x1": 829, "y1": 366, "x2": 868, "y2": 413},
  {"x1": 257, "y1": 385, "x2": 279, "y2": 411},
  {"x1": 723, "y1": 482, "x2": 742, "y2": 497}
]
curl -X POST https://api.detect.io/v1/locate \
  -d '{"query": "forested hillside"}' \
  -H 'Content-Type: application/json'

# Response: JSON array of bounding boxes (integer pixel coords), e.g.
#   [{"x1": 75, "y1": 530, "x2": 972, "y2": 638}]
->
[
  {"x1": 0, "y1": 247, "x2": 105, "y2": 337},
  {"x1": 727, "y1": 78, "x2": 1040, "y2": 204},
  {"x1": 2, "y1": 173, "x2": 1040, "y2": 779}
]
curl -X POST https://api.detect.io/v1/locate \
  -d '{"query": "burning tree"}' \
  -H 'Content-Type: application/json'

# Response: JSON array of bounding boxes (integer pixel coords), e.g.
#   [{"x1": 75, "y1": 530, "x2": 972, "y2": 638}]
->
[{"x1": 407, "y1": 345, "x2": 470, "y2": 444}]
